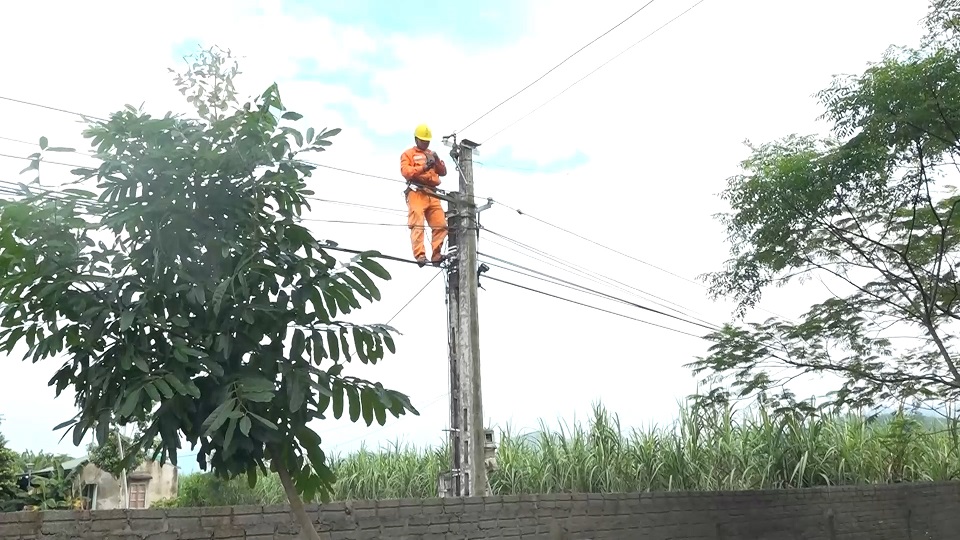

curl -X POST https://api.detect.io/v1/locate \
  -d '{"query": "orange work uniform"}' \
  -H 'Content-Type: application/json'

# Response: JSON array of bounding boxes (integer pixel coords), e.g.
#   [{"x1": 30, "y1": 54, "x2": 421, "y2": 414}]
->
[{"x1": 400, "y1": 146, "x2": 448, "y2": 262}]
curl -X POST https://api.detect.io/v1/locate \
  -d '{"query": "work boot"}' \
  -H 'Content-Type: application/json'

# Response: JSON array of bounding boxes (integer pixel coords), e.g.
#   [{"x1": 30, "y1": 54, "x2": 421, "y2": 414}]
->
[
  {"x1": 431, "y1": 253, "x2": 448, "y2": 266},
  {"x1": 416, "y1": 256, "x2": 428, "y2": 268}
]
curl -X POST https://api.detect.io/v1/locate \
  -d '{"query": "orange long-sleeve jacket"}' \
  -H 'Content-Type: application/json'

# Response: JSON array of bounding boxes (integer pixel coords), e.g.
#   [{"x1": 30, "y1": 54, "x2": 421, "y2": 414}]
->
[{"x1": 401, "y1": 147, "x2": 447, "y2": 188}]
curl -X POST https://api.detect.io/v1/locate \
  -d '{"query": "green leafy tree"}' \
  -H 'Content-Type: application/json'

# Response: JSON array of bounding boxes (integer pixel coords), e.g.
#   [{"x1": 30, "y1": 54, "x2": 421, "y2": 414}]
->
[
  {"x1": 86, "y1": 419, "x2": 160, "y2": 478},
  {"x1": 88, "y1": 431, "x2": 145, "y2": 479},
  {"x1": 0, "y1": 46, "x2": 416, "y2": 538},
  {"x1": 925, "y1": 0, "x2": 960, "y2": 47},
  {"x1": 21, "y1": 462, "x2": 80, "y2": 511},
  {"x1": 0, "y1": 419, "x2": 25, "y2": 512},
  {"x1": 15, "y1": 451, "x2": 73, "y2": 473},
  {"x1": 10, "y1": 448, "x2": 78, "y2": 511},
  {"x1": 692, "y1": 3, "x2": 960, "y2": 414}
]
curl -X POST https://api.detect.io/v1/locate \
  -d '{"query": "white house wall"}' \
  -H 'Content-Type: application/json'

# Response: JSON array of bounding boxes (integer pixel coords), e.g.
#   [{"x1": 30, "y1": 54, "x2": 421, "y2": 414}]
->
[{"x1": 78, "y1": 460, "x2": 178, "y2": 509}]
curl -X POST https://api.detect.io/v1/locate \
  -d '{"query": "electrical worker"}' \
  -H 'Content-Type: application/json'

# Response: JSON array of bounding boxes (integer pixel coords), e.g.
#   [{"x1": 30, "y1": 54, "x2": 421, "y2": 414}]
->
[{"x1": 400, "y1": 123, "x2": 448, "y2": 267}]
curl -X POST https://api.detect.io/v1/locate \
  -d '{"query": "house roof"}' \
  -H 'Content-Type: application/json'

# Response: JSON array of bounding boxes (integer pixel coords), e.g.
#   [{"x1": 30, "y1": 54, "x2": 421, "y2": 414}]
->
[{"x1": 29, "y1": 455, "x2": 89, "y2": 476}]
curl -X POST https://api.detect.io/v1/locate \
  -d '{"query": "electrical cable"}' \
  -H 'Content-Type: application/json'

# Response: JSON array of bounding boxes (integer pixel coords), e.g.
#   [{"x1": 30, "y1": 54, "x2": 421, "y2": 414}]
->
[
  {"x1": 481, "y1": 229, "x2": 719, "y2": 326},
  {"x1": 455, "y1": 0, "x2": 657, "y2": 134},
  {"x1": 0, "y1": 170, "x2": 725, "y2": 330},
  {"x1": 0, "y1": 180, "x2": 723, "y2": 371},
  {"x1": 0, "y1": 98, "x2": 738, "y2": 319},
  {"x1": 0, "y1": 142, "x2": 408, "y2": 188},
  {"x1": 0, "y1": 95, "x2": 107, "y2": 122},
  {"x1": 303, "y1": 161, "x2": 407, "y2": 186},
  {"x1": 0, "y1": 135, "x2": 456, "y2": 203},
  {"x1": 483, "y1": 274, "x2": 706, "y2": 339},
  {"x1": 309, "y1": 198, "x2": 405, "y2": 216},
  {"x1": 482, "y1": 233, "x2": 688, "y2": 308},
  {"x1": 0, "y1": 160, "x2": 726, "y2": 330},
  {"x1": 0, "y1": 152, "x2": 404, "y2": 220},
  {"x1": 318, "y1": 244, "x2": 425, "y2": 267},
  {"x1": 0, "y1": 179, "x2": 476, "y2": 236},
  {"x1": 0, "y1": 179, "x2": 726, "y2": 335},
  {"x1": 484, "y1": 213, "x2": 794, "y2": 322},
  {"x1": 478, "y1": 252, "x2": 719, "y2": 332},
  {"x1": 483, "y1": 232, "x2": 672, "y2": 303},
  {"x1": 0, "y1": 102, "x2": 809, "y2": 407},
  {"x1": 303, "y1": 219, "x2": 413, "y2": 227},
  {"x1": 0, "y1": 132, "x2": 741, "y2": 324},
  {"x1": 0, "y1": 151, "x2": 91, "y2": 170},
  {"x1": 0, "y1": 178, "x2": 717, "y2": 335},
  {"x1": 0, "y1": 135, "x2": 90, "y2": 154},
  {"x1": 386, "y1": 271, "x2": 442, "y2": 326},
  {"x1": 487, "y1": 204, "x2": 707, "y2": 288},
  {"x1": 481, "y1": 0, "x2": 708, "y2": 144},
  {"x1": 0, "y1": 148, "x2": 685, "y2": 308}
]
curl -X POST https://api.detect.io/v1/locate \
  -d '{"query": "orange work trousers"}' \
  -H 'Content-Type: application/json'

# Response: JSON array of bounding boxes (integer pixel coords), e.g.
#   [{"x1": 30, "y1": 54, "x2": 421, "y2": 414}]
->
[{"x1": 406, "y1": 189, "x2": 447, "y2": 261}]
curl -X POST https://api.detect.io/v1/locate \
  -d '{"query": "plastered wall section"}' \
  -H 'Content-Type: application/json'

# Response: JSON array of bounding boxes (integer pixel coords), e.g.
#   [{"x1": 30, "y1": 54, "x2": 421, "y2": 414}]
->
[
  {"x1": 77, "y1": 460, "x2": 178, "y2": 510},
  {"x1": 2, "y1": 480, "x2": 959, "y2": 539}
]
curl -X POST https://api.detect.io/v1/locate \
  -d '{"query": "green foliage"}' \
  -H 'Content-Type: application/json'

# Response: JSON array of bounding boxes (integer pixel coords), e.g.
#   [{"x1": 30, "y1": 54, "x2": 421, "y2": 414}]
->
[
  {"x1": 694, "y1": 4, "x2": 960, "y2": 411},
  {"x1": 5, "y1": 446, "x2": 78, "y2": 511},
  {"x1": 924, "y1": 0, "x2": 960, "y2": 46},
  {"x1": 20, "y1": 463, "x2": 80, "y2": 511},
  {"x1": 88, "y1": 431, "x2": 145, "y2": 479},
  {"x1": 14, "y1": 451, "x2": 73, "y2": 473},
  {"x1": 0, "y1": 44, "x2": 417, "y2": 516},
  {"x1": 155, "y1": 401, "x2": 960, "y2": 506},
  {"x1": 0, "y1": 421, "x2": 25, "y2": 512}
]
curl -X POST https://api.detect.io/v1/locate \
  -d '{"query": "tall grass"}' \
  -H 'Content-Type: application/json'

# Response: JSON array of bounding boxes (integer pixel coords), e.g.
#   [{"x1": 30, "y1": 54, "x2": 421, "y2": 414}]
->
[{"x1": 158, "y1": 401, "x2": 960, "y2": 507}]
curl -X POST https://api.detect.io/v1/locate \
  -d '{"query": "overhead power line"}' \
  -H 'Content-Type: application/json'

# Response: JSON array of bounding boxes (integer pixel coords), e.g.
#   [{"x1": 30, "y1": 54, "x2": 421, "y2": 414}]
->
[
  {"x1": 0, "y1": 178, "x2": 472, "y2": 237},
  {"x1": 0, "y1": 135, "x2": 408, "y2": 187},
  {"x1": 0, "y1": 172, "x2": 720, "y2": 335},
  {"x1": 488, "y1": 203, "x2": 704, "y2": 288},
  {"x1": 478, "y1": 251, "x2": 719, "y2": 332},
  {"x1": 0, "y1": 151, "x2": 89, "y2": 170},
  {"x1": 455, "y1": 0, "x2": 657, "y2": 134},
  {"x1": 303, "y1": 219, "x2": 408, "y2": 227},
  {"x1": 0, "y1": 95, "x2": 106, "y2": 122},
  {"x1": 0, "y1": 97, "x2": 733, "y2": 319},
  {"x1": 483, "y1": 274, "x2": 706, "y2": 339},
  {"x1": 0, "y1": 166, "x2": 716, "y2": 339},
  {"x1": 482, "y1": 0, "x2": 709, "y2": 144},
  {"x1": 310, "y1": 198, "x2": 405, "y2": 216},
  {"x1": 386, "y1": 271, "x2": 442, "y2": 325},
  {"x1": 0, "y1": 132, "x2": 710, "y2": 305},
  {"x1": 485, "y1": 213, "x2": 793, "y2": 323},
  {"x1": 329, "y1": 243, "x2": 718, "y2": 338},
  {"x1": 482, "y1": 229, "x2": 719, "y2": 325},
  {"x1": 0, "y1": 162, "x2": 724, "y2": 325},
  {"x1": 318, "y1": 244, "x2": 425, "y2": 267},
  {"x1": 304, "y1": 161, "x2": 406, "y2": 186}
]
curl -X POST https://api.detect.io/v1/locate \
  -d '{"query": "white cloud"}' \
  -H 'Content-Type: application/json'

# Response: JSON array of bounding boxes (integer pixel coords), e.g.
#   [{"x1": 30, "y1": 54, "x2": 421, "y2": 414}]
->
[{"x1": 0, "y1": 0, "x2": 933, "y2": 469}]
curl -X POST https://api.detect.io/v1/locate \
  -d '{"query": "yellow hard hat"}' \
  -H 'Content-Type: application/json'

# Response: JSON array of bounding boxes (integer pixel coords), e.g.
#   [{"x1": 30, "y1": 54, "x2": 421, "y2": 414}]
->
[{"x1": 414, "y1": 124, "x2": 432, "y2": 141}]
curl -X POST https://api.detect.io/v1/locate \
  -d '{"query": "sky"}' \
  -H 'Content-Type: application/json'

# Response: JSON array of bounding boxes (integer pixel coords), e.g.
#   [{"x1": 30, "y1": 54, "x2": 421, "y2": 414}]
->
[{"x1": 0, "y1": 0, "x2": 933, "y2": 474}]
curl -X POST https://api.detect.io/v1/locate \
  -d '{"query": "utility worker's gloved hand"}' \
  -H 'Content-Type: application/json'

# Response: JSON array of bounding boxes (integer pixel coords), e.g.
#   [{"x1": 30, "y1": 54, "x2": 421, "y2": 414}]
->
[{"x1": 425, "y1": 154, "x2": 436, "y2": 169}]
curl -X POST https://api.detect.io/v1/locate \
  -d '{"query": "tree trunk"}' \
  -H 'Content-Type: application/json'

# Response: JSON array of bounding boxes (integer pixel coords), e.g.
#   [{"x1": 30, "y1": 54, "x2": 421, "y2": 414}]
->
[{"x1": 276, "y1": 463, "x2": 322, "y2": 540}]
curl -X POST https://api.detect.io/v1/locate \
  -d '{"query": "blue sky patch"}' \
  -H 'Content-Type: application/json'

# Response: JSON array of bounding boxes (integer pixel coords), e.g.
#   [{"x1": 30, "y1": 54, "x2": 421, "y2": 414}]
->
[
  {"x1": 327, "y1": 102, "x2": 416, "y2": 153},
  {"x1": 479, "y1": 148, "x2": 590, "y2": 174},
  {"x1": 294, "y1": 59, "x2": 385, "y2": 100},
  {"x1": 171, "y1": 38, "x2": 203, "y2": 63},
  {"x1": 166, "y1": 5, "x2": 541, "y2": 154},
  {"x1": 281, "y1": 0, "x2": 530, "y2": 46}
]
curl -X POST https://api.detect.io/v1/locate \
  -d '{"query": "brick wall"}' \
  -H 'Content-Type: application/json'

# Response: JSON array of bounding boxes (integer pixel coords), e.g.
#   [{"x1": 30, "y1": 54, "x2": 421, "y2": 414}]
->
[{"x1": 3, "y1": 481, "x2": 959, "y2": 539}]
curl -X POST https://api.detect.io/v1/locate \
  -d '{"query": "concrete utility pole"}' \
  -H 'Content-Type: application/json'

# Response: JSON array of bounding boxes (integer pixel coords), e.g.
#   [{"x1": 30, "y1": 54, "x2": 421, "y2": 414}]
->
[{"x1": 438, "y1": 135, "x2": 495, "y2": 498}]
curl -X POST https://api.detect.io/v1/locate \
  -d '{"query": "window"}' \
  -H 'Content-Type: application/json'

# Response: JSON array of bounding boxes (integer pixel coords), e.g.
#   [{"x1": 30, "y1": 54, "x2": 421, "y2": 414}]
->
[
  {"x1": 128, "y1": 481, "x2": 147, "y2": 509},
  {"x1": 81, "y1": 484, "x2": 97, "y2": 510}
]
